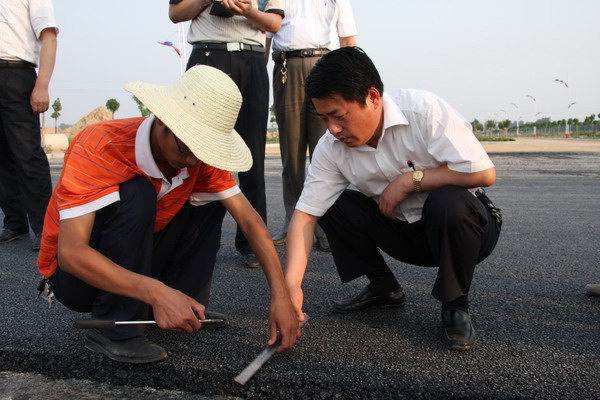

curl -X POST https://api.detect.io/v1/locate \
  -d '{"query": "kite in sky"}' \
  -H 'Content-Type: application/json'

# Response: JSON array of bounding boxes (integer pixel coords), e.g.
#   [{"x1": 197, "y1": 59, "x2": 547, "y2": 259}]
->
[
  {"x1": 554, "y1": 79, "x2": 569, "y2": 88},
  {"x1": 526, "y1": 94, "x2": 536, "y2": 102},
  {"x1": 568, "y1": 102, "x2": 577, "y2": 109},
  {"x1": 157, "y1": 41, "x2": 181, "y2": 57}
]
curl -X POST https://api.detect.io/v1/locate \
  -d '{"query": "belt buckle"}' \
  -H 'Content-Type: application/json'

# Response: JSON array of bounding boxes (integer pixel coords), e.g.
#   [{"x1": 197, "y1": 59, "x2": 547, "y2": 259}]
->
[{"x1": 227, "y1": 42, "x2": 242, "y2": 52}]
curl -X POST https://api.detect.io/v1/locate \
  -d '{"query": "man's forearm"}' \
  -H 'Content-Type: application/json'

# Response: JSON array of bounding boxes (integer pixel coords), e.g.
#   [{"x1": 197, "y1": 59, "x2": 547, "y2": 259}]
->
[
  {"x1": 419, "y1": 165, "x2": 496, "y2": 192},
  {"x1": 284, "y1": 210, "x2": 318, "y2": 288},
  {"x1": 169, "y1": 0, "x2": 211, "y2": 22},
  {"x1": 339, "y1": 36, "x2": 357, "y2": 47},
  {"x1": 58, "y1": 241, "x2": 164, "y2": 305},
  {"x1": 37, "y1": 28, "x2": 57, "y2": 89},
  {"x1": 244, "y1": 9, "x2": 282, "y2": 33}
]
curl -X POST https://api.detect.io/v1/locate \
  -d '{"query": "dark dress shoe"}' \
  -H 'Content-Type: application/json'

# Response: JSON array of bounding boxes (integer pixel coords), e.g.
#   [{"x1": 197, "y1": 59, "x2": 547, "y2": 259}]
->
[
  {"x1": 85, "y1": 329, "x2": 167, "y2": 363},
  {"x1": 331, "y1": 286, "x2": 405, "y2": 313},
  {"x1": 315, "y1": 235, "x2": 331, "y2": 252},
  {"x1": 441, "y1": 308, "x2": 477, "y2": 351},
  {"x1": 243, "y1": 253, "x2": 260, "y2": 269},
  {"x1": 271, "y1": 231, "x2": 286, "y2": 246},
  {"x1": 0, "y1": 228, "x2": 29, "y2": 243}
]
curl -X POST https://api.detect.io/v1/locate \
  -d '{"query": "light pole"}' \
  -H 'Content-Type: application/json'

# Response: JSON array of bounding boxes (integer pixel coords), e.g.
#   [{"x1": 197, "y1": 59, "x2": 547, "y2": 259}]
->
[
  {"x1": 567, "y1": 102, "x2": 577, "y2": 138},
  {"x1": 554, "y1": 79, "x2": 570, "y2": 138},
  {"x1": 499, "y1": 109, "x2": 507, "y2": 136},
  {"x1": 177, "y1": 23, "x2": 187, "y2": 75},
  {"x1": 510, "y1": 103, "x2": 520, "y2": 135},
  {"x1": 526, "y1": 95, "x2": 537, "y2": 136}
]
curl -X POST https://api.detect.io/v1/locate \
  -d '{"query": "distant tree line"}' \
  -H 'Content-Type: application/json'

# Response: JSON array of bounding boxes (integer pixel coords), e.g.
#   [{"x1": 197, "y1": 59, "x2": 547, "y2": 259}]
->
[{"x1": 471, "y1": 113, "x2": 600, "y2": 136}]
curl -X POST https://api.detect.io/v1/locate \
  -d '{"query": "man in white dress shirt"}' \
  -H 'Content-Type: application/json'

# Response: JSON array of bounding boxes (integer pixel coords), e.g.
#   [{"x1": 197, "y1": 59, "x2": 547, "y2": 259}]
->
[
  {"x1": 266, "y1": 0, "x2": 357, "y2": 251},
  {"x1": 284, "y1": 47, "x2": 502, "y2": 351},
  {"x1": 0, "y1": 0, "x2": 58, "y2": 250}
]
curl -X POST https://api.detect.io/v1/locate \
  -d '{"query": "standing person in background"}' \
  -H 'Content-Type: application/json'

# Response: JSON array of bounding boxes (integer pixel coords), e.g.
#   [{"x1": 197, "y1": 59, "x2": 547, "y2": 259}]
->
[
  {"x1": 265, "y1": 0, "x2": 357, "y2": 251},
  {"x1": 169, "y1": 0, "x2": 284, "y2": 269},
  {"x1": 0, "y1": 0, "x2": 58, "y2": 251}
]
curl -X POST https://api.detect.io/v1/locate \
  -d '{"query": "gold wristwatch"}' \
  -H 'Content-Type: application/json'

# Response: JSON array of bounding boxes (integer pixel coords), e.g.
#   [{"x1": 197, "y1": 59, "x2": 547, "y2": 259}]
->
[{"x1": 412, "y1": 170, "x2": 424, "y2": 193}]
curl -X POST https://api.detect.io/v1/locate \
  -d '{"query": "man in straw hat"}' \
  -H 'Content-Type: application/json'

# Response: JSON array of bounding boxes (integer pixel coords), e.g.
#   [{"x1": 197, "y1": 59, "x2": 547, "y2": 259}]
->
[{"x1": 36, "y1": 65, "x2": 300, "y2": 363}]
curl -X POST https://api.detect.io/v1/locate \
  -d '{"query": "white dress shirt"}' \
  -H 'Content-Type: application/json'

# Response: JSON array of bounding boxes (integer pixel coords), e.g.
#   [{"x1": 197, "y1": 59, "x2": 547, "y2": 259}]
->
[
  {"x1": 296, "y1": 89, "x2": 495, "y2": 223},
  {"x1": 0, "y1": 0, "x2": 58, "y2": 65},
  {"x1": 269, "y1": 0, "x2": 357, "y2": 52}
]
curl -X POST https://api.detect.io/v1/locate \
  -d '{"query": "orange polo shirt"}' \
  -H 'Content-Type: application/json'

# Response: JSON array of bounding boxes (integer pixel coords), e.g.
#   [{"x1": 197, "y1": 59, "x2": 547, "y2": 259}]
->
[{"x1": 37, "y1": 116, "x2": 240, "y2": 278}]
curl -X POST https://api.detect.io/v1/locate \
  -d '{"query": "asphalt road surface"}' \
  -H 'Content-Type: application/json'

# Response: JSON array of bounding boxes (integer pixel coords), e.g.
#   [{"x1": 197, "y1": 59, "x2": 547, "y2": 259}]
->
[{"x1": 1, "y1": 151, "x2": 599, "y2": 399}]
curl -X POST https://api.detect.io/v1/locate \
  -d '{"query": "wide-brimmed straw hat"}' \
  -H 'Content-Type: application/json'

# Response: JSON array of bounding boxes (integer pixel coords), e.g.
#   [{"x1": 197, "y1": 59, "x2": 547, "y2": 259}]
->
[{"x1": 124, "y1": 65, "x2": 252, "y2": 172}]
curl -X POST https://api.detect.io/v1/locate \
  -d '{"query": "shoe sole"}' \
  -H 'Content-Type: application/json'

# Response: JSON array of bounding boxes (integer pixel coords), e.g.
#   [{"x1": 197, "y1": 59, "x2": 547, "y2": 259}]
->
[
  {"x1": 85, "y1": 337, "x2": 167, "y2": 364},
  {"x1": 0, "y1": 233, "x2": 29, "y2": 244},
  {"x1": 331, "y1": 300, "x2": 406, "y2": 314},
  {"x1": 447, "y1": 342, "x2": 476, "y2": 351},
  {"x1": 316, "y1": 244, "x2": 331, "y2": 252}
]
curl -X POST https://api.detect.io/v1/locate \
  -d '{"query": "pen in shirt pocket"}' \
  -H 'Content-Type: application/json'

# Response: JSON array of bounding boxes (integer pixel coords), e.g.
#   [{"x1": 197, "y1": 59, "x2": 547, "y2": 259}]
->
[{"x1": 407, "y1": 160, "x2": 416, "y2": 171}]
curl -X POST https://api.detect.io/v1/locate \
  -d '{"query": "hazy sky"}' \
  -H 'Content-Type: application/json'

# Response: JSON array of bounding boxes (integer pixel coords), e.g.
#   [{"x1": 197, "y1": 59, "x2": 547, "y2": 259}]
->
[{"x1": 48, "y1": 0, "x2": 600, "y2": 126}]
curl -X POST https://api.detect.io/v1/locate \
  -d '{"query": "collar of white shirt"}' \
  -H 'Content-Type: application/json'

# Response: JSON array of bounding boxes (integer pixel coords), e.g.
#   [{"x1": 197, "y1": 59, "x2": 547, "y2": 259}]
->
[{"x1": 135, "y1": 115, "x2": 190, "y2": 198}]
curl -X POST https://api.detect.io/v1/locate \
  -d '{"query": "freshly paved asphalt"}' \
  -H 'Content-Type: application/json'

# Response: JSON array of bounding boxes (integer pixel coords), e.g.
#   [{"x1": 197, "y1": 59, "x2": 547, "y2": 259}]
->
[{"x1": 1, "y1": 139, "x2": 599, "y2": 399}]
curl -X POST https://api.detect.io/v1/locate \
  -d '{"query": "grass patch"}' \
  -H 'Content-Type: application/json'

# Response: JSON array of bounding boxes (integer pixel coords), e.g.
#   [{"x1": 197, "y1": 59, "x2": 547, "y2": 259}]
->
[{"x1": 477, "y1": 137, "x2": 516, "y2": 142}]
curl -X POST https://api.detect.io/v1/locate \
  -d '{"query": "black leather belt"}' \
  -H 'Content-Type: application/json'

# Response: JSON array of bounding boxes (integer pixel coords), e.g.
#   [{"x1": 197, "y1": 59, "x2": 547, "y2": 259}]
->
[
  {"x1": 192, "y1": 42, "x2": 265, "y2": 54},
  {"x1": 272, "y1": 48, "x2": 330, "y2": 62},
  {"x1": 0, "y1": 59, "x2": 35, "y2": 68}
]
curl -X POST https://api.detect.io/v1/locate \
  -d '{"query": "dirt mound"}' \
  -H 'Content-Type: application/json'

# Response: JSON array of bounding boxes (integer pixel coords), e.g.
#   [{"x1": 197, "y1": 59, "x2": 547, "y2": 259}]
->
[{"x1": 62, "y1": 106, "x2": 112, "y2": 139}]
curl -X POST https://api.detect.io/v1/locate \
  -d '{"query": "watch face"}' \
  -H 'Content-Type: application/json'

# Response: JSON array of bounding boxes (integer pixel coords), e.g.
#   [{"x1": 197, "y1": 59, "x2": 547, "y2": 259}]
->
[{"x1": 413, "y1": 170, "x2": 424, "y2": 180}]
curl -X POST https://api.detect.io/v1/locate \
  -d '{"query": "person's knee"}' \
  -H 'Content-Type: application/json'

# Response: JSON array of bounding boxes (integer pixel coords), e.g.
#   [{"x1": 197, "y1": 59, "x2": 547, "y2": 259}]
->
[
  {"x1": 424, "y1": 185, "x2": 475, "y2": 224},
  {"x1": 320, "y1": 189, "x2": 371, "y2": 230},
  {"x1": 118, "y1": 176, "x2": 156, "y2": 220}
]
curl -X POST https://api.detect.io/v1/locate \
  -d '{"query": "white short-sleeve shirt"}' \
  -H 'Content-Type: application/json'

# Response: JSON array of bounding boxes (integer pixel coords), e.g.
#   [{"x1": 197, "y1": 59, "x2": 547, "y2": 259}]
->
[
  {"x1": 296, "y1": 89, "x2": 495, "y2": 223},
  {"x1": 269, "y1": 0, "x2": 357, "y2": 52},
  {"x1": 0, "y1": 0, "x2": 58, "y2": 65},
  {"x1": 186, "y1": 0, "x2": 284, "y2": 47}
]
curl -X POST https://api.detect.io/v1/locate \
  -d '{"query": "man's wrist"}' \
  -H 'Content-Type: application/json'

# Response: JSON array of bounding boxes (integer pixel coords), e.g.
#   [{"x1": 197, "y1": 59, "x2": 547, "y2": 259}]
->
[{"x1": 412, "y1": 170, "x2": 424, "y2": 193}]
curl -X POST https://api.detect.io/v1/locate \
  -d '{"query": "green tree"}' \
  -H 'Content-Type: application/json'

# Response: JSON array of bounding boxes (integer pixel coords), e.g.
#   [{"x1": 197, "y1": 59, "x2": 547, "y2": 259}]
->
[
  {"x1": 470, "y1": 119, "x2": 483, "y2": 132},
  {"x1": 51, "y1": 98, "x2": 62, "y2": 133},
  {"x1": 106, "y1": 98, "x2": 120, "y2": 119},
  {"x1": 133, "y1": 96, "x2": 150, "y2": 117},
  {"x1": 498, "y1": 119, "x2": 510, "y2": 130}
]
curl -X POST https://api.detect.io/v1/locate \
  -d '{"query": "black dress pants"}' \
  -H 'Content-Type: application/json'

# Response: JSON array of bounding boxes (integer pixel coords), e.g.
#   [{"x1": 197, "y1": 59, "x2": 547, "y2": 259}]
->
[
  {"x1": 0, "y1": 65, "x2": 52, "y2": 235},
  {"x1": 187, "y1": 49, "x2": 268, "y2": 255},
  {"x1": 50, "y1": 176, "x2": 226, "y2": 340},
  {"x1": 318, "y1": 186, "x2": 502, "y2": 302}
]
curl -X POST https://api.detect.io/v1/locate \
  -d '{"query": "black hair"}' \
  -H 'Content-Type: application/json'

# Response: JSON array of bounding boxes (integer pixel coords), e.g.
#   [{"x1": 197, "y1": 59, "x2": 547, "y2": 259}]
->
[{"x1": 305, "y1": 47, "x2": 384, "y2": 105}]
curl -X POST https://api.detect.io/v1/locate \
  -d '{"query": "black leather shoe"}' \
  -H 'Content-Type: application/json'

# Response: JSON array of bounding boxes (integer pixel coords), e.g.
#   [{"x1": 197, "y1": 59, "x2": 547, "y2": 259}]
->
[
  {"x1": 441, "y1": 308, "x2": 477, "y2": 351},
  {"x1": 271, "y1": 231, "x2": 286, "y2": 246},
  {"x1": 331, "y1": 286, "x2": 405, "y2": 313},
  {"x1": 0, "y1": 228, "x2": 28, "y2": 243},
  {"x1": 315, "y1": 235, "x2": 331, "y2": 252},
  {"x1": 243, "y1": 253, "x2": 260, "y2": 269},
  {"x1": 85, "y1": 330, "x2": 167, "y2": 363}
]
